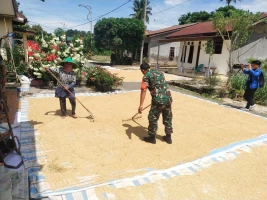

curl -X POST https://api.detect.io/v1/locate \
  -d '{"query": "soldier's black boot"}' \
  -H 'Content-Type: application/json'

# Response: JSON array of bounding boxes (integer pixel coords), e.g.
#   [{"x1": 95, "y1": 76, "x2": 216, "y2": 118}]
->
[
  {"x1": 163, "y1": 134, "x2": 172, "y2": 144},
  {"x1": 143, "y1": 135, "x2": 156, "y2": 144}
]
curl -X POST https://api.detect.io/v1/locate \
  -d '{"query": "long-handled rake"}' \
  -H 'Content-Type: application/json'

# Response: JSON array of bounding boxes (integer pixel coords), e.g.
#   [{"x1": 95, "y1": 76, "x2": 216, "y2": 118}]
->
[
  {"x1": 47, "y1": 69, "x2": 94, "y2": 121},
  {"x1": 122, "y1": 104, "x2": 151, "y2": 122}
]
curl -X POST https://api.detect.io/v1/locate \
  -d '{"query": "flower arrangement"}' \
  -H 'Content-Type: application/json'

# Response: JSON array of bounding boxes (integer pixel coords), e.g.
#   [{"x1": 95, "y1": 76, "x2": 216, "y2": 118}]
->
[
  {"x1": 86, "y1": 66, "x2": 124, "y2": 91},
  {"x1": 27, "y1": 34, "x2": 87, "y2": 82}
]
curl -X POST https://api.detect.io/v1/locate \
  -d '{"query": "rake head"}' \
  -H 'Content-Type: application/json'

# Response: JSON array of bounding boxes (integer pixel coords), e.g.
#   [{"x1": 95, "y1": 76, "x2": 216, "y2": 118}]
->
[
  {"x1": 86, "y1": 115, "x2": 95, "y2": 122},
  {"x1": 122, "y1": 115, "x2": 142, "y2": 122}
]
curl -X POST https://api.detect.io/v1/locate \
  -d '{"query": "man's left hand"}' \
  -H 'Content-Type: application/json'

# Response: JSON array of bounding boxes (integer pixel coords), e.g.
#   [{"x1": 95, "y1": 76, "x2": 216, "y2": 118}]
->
[
  {"x1": 64, "y1": 86, "x2": 69, "y2": 90},
  {"x1": 138, "y1": 106, "x2": 143, "y2": 114}
]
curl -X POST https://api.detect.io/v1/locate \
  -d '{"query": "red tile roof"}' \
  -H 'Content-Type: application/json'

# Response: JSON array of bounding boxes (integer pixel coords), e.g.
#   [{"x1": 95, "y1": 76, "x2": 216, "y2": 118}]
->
[
  {"x1": 146, "y1": 24, "x2": 195, "y2": 36},
  {"x1": 166, "y1": 12, "x2": 267, "y2": 39},
  {"x1": 166, "y1": 21, "x2": 231, "y2": 39},
  {"x1": 261, "y1": 12, "x2": 267, "y2": 19}
]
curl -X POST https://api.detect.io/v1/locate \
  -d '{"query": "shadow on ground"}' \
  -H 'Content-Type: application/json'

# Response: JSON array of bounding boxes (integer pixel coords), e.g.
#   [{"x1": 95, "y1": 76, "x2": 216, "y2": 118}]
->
[{"x1": 123, "y1": 123, "x2": 164, "y2": 142}]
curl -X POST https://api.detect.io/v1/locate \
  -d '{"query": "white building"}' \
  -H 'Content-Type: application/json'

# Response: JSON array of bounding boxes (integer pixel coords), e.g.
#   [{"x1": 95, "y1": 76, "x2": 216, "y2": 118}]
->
[
  {"x1": 163, "y1": 13, "x2": 267, "y2": 75},
  {"x1": 144, "y1": 24, "x2": 195, "y2": 66},
  {"x1": 165, "y1": 22, "x2": 231, "y2": 75}
]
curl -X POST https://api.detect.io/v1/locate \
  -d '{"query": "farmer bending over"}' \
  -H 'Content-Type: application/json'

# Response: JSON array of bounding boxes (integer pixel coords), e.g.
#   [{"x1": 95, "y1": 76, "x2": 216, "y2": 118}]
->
[{"x1": 138, "y1": 63, "x2": 173, "y2": 144}]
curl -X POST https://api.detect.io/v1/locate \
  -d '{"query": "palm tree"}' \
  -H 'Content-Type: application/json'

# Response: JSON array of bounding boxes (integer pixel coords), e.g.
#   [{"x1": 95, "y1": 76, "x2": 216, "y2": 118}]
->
[
  {"x1": 130, "y1": 0, "x2": 152, "y2": 24},
  {"x1": 220, "y1": 0, "x2": 241, "y2": 6}
]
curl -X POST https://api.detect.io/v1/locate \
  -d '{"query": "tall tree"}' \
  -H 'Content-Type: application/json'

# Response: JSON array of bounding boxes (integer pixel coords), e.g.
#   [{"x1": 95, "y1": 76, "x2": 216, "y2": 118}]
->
[
  {"x1": 212, "y1": 10, "x2": 261, "y2": 73},
  {"x1": 54, "y1": 28, "x2": 65, "y2": 37},
  {"x1": 130, "y1": 0, "x2": 152, "y2": 23},
  {"x1": 211, "y1": 6, "x2": 237, "y2": 18},
  {"x1": 178, "y1": 6, "x2": 239, "y2": 25},
  {"x1": 220, "y1": 0, "x2": 241, "y2": 6},
  {"x1": 178, "y1": 11, "x2": 211, "y2": 25},
  {"x1": 94, "y1": 18, "x2": 145, "y2": 53}
]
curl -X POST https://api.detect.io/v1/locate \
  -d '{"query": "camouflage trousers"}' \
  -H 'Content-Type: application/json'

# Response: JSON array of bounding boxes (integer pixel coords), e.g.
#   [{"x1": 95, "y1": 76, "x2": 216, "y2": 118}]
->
[{"x1": 148, "y1": 103, "x2": 173, "y2": 136}]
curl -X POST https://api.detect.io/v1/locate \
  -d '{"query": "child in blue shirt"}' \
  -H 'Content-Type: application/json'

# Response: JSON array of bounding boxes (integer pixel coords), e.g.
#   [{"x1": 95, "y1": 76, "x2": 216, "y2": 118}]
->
[{"x1": 241, "y1": 60, "x2": 262, "y2": 111}]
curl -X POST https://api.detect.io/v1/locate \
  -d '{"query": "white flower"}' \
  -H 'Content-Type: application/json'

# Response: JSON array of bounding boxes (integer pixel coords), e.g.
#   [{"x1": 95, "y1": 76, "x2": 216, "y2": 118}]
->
[
  {"x1": 29, "y1": 57, "x2": 34, "y2": 60},
  {"x1": 70, "y1": 43, "x2": 74, "y2": 47},
  {"x1": 51, "y1": 49, "x2": 56, "y2": 53},
  {"x1": 57, "y1": 51, "x2": 61, "y2": 56},
  {"x1": 39, "y1": 67, "x2": 46, "y2": 72},
  {"x1": 80, "y1": 45, "x2": 84, "y2": 48},
  {"x1": 33, "y1": 72, "x2": 42, "y2": 76},
  {"x1": 42, "y1": 64, "x2": 50, "y2": 68},
  {"x1": 50, "y1": 66, "x2": 57, "y2": 71},
  {"x1": 33, "y1": 53, "x2": 41, "y2": 58}
]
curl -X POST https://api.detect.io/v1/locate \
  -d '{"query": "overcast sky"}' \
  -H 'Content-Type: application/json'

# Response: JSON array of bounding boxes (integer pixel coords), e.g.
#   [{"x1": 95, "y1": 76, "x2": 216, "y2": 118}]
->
[{"x1": 19, "y1": 0, "x2": 267, "y2": 33}]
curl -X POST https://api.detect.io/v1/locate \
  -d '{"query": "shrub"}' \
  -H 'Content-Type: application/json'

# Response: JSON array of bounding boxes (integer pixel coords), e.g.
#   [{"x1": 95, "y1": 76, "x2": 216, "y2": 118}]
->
[
  {"x1": 254, "y1": 69, "x2": 267, "y2": 105},
  {"x1": 228, "y1": 73, "x2": 247, "y2": 99},
  {"x1": 86, "y1": 66, "x2": 124, "y2": 89},
  {"x1": 204, "y1": 74, "x2": 220, "y2": 88}
]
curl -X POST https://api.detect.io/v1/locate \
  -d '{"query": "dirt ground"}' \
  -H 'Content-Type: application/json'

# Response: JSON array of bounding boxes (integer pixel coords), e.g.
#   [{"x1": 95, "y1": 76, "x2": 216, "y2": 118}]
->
[{"x1": 28, "y1": 91, "x2": 267, "y2": 192}]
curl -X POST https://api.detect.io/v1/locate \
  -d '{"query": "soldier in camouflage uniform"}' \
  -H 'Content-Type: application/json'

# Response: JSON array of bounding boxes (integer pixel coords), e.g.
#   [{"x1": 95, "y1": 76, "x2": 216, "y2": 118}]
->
[{"x1": 138, "y1": 63, "x2": 173, "y2": 144}]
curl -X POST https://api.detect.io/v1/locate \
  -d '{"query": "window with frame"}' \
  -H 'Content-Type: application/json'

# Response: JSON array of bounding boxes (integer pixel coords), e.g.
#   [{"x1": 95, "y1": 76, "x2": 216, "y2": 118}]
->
[
  {"x1": 187, "y1": 43, "x2": 194, "y2": 63},
  {"x1": 169, "y1": 47, "x2": 175, "y2": 61},
  {"x1": 214, "y1": 39, "x2": 223, "y2": 54}
]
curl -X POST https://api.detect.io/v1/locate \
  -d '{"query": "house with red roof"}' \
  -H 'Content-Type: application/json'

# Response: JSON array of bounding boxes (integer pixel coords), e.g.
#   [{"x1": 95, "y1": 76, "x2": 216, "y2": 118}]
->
[
  {"x1": 165, "y1": 21, "x2": 232, "y2": 75},
  {"x1": 164, "y1": 13, "x2": 267, "y2": 75},
  {"x1": 144, "y1": 24, "x2": 195, "y2": 65}
]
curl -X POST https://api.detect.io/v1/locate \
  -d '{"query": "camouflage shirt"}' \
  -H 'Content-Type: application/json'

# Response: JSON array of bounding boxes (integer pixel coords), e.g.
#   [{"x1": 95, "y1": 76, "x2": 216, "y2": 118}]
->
[{"x1": 142, "y1": 70, "x2": 172, "y2": 105}]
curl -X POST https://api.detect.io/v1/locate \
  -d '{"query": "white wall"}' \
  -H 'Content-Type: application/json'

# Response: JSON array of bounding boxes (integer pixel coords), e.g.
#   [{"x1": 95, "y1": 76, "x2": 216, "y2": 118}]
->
[
  {"x1": 147, "y1": 33, "x2": 180, "y2": 65},
  {"x1": 0, "y1": 0, "x2": 15, "y2": 16},
  {"x1": 232, "y1": 32, "x2": 267, "y2": 64},
  {"x1": 0, "y1": 17, "x2": 13, "y2": 39},
  {"x1": 178, "y1": 40, "x2": 230, "y2": 75}
]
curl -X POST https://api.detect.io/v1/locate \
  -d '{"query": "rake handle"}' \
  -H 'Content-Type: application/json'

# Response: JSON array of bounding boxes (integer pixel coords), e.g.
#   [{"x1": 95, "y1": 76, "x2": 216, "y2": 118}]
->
[
  {"x1": 132, "y1": 104, "x2": 151, "y2": 119},
  {"x1": 47, "y1": 69, "x2": 94, "y2": 118}
]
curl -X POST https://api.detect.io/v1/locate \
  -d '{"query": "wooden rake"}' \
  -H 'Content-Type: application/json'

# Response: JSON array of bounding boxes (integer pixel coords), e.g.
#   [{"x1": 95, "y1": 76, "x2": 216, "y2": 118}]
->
[
  {"x1": 47, "y1": 69, "x2": 94, "y2": 121},
  {"x1": 122, "y1": 104, "x2": 151, "y2": 122}
]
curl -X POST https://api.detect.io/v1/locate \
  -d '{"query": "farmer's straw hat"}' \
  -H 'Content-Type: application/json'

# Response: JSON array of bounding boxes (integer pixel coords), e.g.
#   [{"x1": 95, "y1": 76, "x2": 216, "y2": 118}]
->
[{"x1": 61, "y1": 57, "x2": 77, "y2": 68}]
